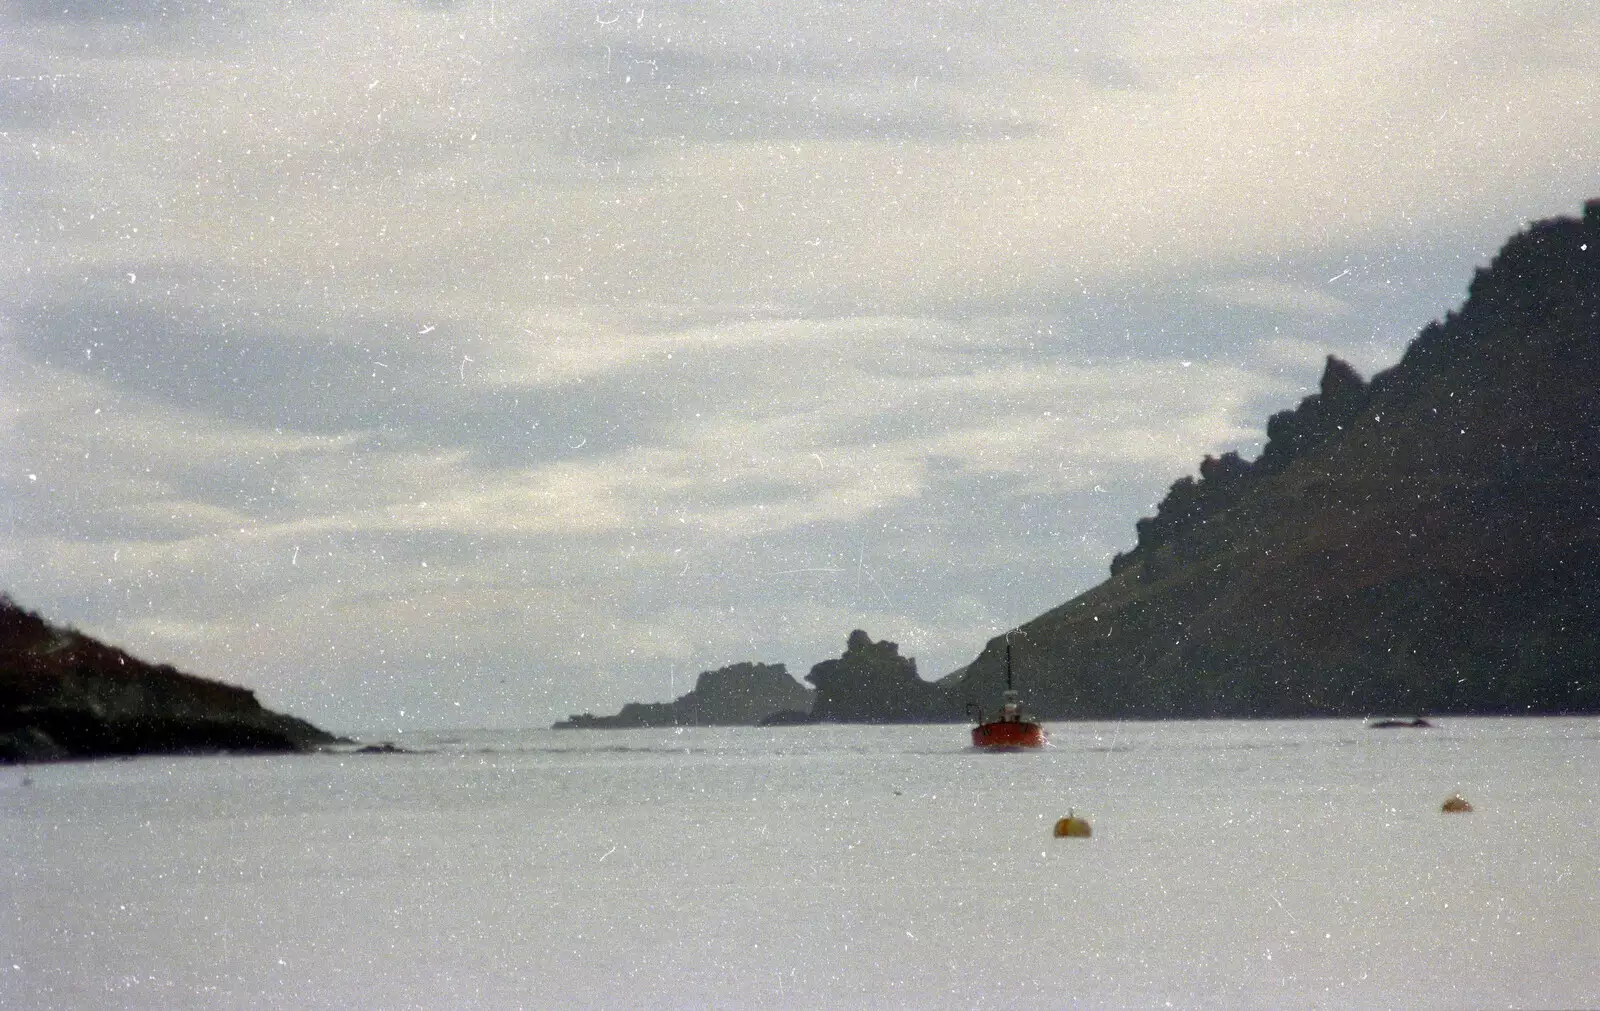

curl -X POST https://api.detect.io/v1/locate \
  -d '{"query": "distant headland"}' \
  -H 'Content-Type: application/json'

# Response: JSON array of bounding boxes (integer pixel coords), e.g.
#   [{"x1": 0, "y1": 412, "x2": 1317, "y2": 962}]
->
[
  {"x1": 553, "y1": 661, "x2": 813, "y2": 728},
  {"x1": 567, "y1": 200, "x2": 1600, "y2": 725},
  {"x1": 552, "y1": 630, "x2": 947, "y2": 730}
]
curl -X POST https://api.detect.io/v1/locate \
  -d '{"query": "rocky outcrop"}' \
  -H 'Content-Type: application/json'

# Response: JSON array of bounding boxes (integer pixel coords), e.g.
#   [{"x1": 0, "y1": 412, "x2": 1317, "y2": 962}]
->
[
  {"x1": 1110, "y1": 355, "x2": 1369, "y2": 577},
  {"x1": 552, "y1": 661, "x2": 811, "y2": 728},
  {"x1": 0, "y1": 595, "x2": 339, "y2": 762},
  {"x1": 948, "y1": 200, "x2": 1600, "y2": 719},
  {"x1": 806, "y1": 631, "x2": 953, "y2": 723}
]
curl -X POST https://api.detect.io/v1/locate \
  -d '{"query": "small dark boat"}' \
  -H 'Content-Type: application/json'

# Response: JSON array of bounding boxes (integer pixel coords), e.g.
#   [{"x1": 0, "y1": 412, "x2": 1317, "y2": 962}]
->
[{"x1": 970, "y1": 639, "x2": 1047, "y2": 750}]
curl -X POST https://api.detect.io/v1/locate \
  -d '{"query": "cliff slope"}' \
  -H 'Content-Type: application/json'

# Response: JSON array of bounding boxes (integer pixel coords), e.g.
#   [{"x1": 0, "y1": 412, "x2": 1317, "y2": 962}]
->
[
  {"x1": 949, "y1": 202, "x2": 1600, "y2": 719},
  {"x1": 1, "y1": 596, "x2": 339, "y2": 761}
]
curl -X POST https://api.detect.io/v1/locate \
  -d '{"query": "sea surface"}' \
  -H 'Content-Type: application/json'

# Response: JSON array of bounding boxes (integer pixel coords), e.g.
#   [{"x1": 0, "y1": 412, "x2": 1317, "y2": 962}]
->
[{"x1": 4, "y1": 718, "x2": 1597, "y2": 1009}]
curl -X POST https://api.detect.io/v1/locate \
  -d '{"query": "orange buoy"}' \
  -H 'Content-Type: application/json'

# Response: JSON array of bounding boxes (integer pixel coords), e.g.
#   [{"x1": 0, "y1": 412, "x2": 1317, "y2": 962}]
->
[
  {"x1": 1053, "y1": 812, "x2": 1092, "y2": 838},
  {"x1": 1441, "y1": 794, "x2": 1473, "y2": 813}
]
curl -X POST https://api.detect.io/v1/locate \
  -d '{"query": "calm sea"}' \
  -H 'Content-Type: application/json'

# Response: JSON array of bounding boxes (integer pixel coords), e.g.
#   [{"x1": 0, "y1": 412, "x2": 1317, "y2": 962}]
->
[{"x1": 5, "y1": 718, "x2": 1597, "y2": 1008}]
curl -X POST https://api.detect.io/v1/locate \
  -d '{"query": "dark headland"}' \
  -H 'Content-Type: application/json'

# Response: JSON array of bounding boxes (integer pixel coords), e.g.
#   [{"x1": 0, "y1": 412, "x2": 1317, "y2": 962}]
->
[
  {"x1": 0, "y1": 595, "x2": 339, "y2": 763},
  {"x1": 569, "y1": 201, "x2": 1600, "y2": 726},
  {"x1": 554, "y1": 631, "x2": 946, "y2": 729},
  {"x1": 945, "y1": 201, "x2": 1600, "y2": 721}
]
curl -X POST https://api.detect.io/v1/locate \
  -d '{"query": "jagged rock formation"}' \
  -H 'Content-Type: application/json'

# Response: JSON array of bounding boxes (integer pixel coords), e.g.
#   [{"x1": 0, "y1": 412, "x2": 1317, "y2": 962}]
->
[
  {"x1": 949, "y1": 201, "x2": 1600, "y2": 719},
  {"x1": 806, "y1": 630, "x2": 950, "y2": 723},
  {"x1": 1110, "y1": 356, "x2": 1372, "y2": 578},
  {"x1": 552, "y1": 661, "x2": 811, "y2": 728},
  {"x1": 1, "y1": 595, "x2": 339, "y2": 762}
]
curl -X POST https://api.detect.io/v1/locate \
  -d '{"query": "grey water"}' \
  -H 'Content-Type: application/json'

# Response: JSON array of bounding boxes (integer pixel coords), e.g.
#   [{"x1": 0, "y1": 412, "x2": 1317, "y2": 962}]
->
[{"x1": 4, "y1": 718, "x2": 1597, "y2": 1009}]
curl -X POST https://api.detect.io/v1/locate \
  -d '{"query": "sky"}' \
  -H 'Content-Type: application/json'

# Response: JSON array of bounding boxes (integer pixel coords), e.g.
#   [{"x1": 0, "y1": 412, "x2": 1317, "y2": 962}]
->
[{"x1": 4, "y1": 0, "x2": 1599, "y2": 733}]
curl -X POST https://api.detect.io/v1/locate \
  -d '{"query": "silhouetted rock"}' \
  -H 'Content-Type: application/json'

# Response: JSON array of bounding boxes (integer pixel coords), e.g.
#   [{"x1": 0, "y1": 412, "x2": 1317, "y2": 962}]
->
[
  {"x1": 552, "y1": 661, "x2": 811, "y2": 728},
  {"x1": 806, "y1": 631, "x2": 955, "y2": 723},
  {"x1": 947, "y1": 201, "x2": 1600, "y2": 719},
  {"x1": 0, "y1": 595, "x2": 340, "y2": 762},
  {"x1": 1368, "y1": 718, "x2": 1432, "y2": 729}
]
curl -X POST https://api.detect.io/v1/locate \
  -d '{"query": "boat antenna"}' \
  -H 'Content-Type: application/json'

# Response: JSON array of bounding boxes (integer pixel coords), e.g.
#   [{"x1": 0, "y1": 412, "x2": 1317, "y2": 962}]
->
[{"x1": 1004, "y1": 634, "x2": 1014, "y2": 692}]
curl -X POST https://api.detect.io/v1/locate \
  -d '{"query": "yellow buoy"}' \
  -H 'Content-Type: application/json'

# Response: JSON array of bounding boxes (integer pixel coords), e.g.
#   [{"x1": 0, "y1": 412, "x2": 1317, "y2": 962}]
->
[
  {"x1": 1053, "y1": 812, "x2": 1092, "y2": 838},
  {"x1": 1441, "y1": 794, "x2": 1473, "y2": 813}
]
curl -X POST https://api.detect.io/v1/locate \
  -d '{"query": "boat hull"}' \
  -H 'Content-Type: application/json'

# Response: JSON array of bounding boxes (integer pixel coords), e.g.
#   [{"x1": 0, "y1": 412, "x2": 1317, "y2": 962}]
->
[{"x1": 971, "y1": 720, "x2": 1047, "y2": 749}]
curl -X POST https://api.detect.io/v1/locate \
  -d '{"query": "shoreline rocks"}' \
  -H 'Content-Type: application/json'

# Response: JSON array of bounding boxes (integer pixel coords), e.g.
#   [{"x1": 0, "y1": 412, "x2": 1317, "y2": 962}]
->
[{"x1": 1, "y1": 595, "x2": 340, "y2": 763}]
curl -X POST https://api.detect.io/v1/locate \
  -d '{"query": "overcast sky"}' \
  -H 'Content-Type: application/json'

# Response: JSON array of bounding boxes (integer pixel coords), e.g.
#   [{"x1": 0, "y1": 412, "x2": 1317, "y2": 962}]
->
[{"x1": 4, "y1": 0, "x2": 1598, "y2": 732}]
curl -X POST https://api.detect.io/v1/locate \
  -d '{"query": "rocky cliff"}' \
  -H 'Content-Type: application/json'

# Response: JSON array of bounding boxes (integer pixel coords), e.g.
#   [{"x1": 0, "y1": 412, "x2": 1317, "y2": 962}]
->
[
  {"x1": 553, "y1": 661, "x2": 812, "y2": 728},
  {"x1": 948, "y1": 201, "x2": 1600, "y2": 719},
  {"x1": 806, "y1": 630, "x2": 950, "y2": 722},
  {"x1": 1, "y1": 595, "x2": 339, "y2": 762}
]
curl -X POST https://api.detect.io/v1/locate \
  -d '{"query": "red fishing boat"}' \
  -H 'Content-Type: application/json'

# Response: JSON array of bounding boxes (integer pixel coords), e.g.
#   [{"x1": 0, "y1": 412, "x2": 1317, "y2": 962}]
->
[{"x1": 970, "y1": 639, "x2": 1047, "y2": 749}]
